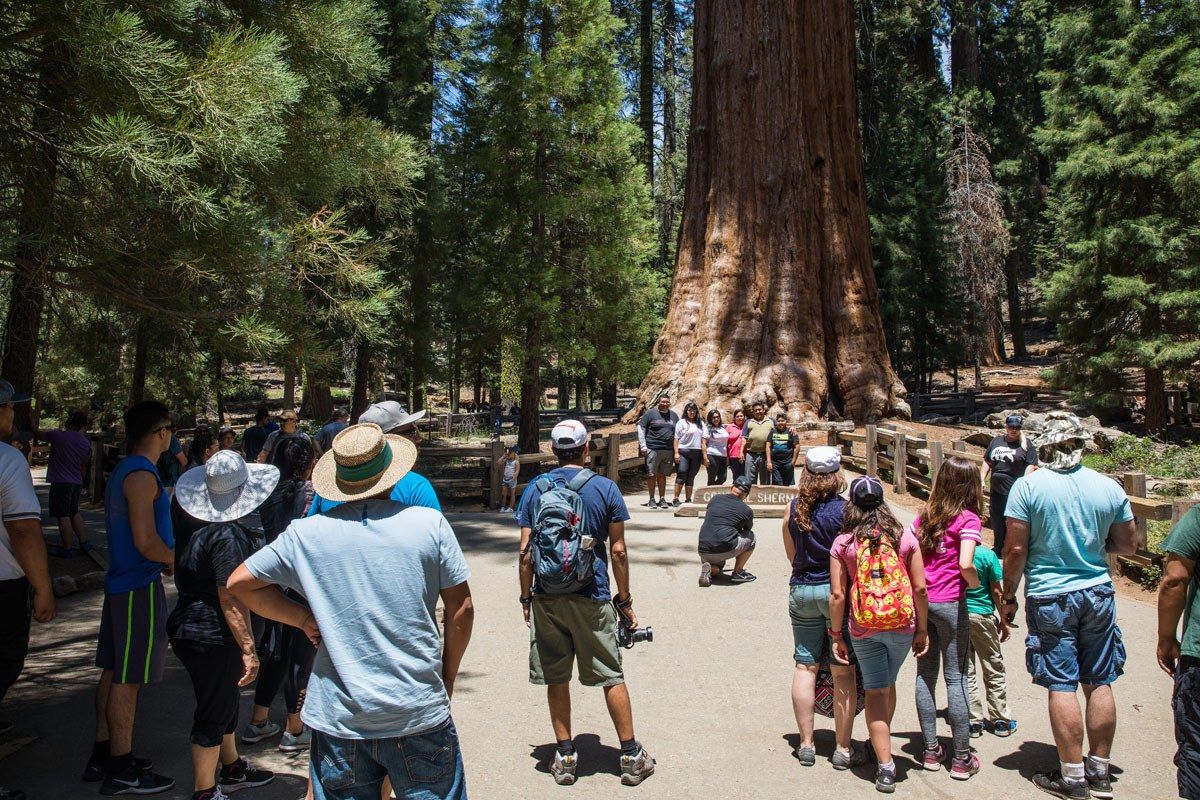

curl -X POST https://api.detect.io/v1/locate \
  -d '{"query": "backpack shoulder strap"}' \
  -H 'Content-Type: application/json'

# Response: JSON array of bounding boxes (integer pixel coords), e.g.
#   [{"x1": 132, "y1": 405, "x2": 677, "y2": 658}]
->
[{"x1": 566, "y1": 468, "x2": 595, "y2": 493}]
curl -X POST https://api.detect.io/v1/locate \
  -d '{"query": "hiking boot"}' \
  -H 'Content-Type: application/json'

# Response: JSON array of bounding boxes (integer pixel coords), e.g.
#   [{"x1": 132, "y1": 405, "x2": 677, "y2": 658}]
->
[
  {"x1": 969, "y1": 721, "x2": 984, "y2": 738},
  {"x1": 239, "y1": 720, "x2": 281, "y2": 744},
  {"x1": 874, "y1": 766, "x2": 896, "y2": 794},
  {"x1": 99, "y1": 769, "x2": 174, "y2": 796},
  {"x1": 921, "y1": 743, "x2": 945, "y2": 771},
  {"x1": 792, "y1": 744, "x2": 816, "y2": 766},
  {"x1": 218, "y1": 758, "x2": 274, "y2": 791},
  {"x1": 83, "y1": 755, "x2": 153, "y2": 783},
  {"x1": 619, "y1": 747, "x2": 655, "y2": 786},
  {"x1": 278, "y1": 729, "x2": 311, "y2": 752},
  {"x1": 831, "y1": 746, "x2": 867, "y2": 770},
  {"x1": 992, "y1": 719, "x2": 1018, "y2": 737},
  {"x1": 729, "y1": 570, "x2": 756, "y2": 584},
  {"x1": 950, "y1": 753, "x2": 980, "y2": 780},
  {"x1": 698, "y1": 562, "x2": 712, "y2": 587},
  {"x1": 1032, "y1": 770, "x2": 1091, "y2": 800},
  {"x1": 1086, "y1": 770, "x2": 1113, "y2": 799},
  {"x1": 550, "y1": 751, "x2": 577, "y2": 785}
]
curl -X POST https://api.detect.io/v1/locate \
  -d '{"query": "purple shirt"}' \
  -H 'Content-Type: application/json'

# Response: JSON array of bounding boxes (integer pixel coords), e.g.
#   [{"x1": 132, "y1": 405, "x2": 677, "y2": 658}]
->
[{"x1": 42, "y1": 429, "x2": 91, "y2": 485}]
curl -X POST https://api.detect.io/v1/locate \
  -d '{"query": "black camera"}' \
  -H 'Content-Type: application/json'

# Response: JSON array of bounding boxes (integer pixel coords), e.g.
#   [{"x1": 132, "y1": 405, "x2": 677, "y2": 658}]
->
[{"x1": 617, "y1": 616, "x2": 653, "y2": 649}]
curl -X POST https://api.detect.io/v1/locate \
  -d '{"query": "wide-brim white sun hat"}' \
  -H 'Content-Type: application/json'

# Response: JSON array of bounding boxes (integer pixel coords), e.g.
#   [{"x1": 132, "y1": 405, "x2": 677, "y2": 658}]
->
[
  {"x1": 311, "y1": 423, "x2": 418, "y2": 503},
  {"x1": 175, "y1": 449, "x2": 281, "y2": 523}
]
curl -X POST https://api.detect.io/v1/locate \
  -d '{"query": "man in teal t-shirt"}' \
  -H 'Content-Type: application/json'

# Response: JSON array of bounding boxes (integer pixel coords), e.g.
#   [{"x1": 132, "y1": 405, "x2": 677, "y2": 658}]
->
[
  {"x1": 965, "y1": 545, "x2": 1014, "y2": 735},
  {"x1": 1000, "y1": 412, "x2": 1139, "y2": 798},
  {"x1": 1158, "y1": 505, "x2": 1200, "y2": 800}
]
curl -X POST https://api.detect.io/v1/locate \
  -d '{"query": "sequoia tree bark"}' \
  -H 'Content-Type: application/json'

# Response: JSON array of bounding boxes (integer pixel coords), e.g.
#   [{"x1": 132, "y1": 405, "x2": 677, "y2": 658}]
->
[{"x1": 627, "y1": 0, "x2": 902, "y2": 422}]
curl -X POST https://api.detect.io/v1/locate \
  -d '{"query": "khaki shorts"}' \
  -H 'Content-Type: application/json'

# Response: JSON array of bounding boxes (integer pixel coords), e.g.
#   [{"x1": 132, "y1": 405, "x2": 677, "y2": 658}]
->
[
  {"x1": 529, "y1": 594, "x2": 624, "y2": 687},
  {"x1": 699, "y1": 533, "x2": 756, "y2": 566}
]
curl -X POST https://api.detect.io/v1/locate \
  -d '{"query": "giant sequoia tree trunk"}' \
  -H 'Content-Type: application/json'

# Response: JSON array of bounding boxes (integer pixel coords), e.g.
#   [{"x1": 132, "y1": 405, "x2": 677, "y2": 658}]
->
[{"x1": 627, "y1": 1, "x2": 902, "y2": 422}]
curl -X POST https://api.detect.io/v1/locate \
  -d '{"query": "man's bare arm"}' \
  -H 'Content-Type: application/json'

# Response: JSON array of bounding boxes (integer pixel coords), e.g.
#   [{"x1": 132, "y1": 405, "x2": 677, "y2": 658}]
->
[
  {"x1": 125, "y1": 471, "x2": 174, "y2": 565},
  {"x1": 1106, "y1": 518, "x2": 1138, "y2": 556},
  {"x1": 440, "y1": 581, "x2": 474, "y2": 698}
]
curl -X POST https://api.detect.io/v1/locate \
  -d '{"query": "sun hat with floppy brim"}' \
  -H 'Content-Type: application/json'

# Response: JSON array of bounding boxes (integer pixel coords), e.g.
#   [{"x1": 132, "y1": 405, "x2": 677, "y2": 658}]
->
[
  {"x1": 175, "y1": 450, "x2": 281, "y2": 523},
  {"x1": 311, "y1": 423, "x2": 418, "y2": 503}
]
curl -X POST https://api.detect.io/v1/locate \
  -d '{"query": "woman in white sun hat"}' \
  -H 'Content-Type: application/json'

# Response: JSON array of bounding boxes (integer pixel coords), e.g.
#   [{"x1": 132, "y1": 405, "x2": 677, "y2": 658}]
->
[{"x1": 167, "y1": 450, "x2": 280, "y2": 800}]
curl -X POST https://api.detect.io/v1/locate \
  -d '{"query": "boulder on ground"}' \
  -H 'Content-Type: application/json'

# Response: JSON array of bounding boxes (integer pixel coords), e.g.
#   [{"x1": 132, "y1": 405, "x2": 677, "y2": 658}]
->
[
  {"x1": 52, "y1": 575, "x2": 78, "y2": 597},
  {"x1": 919, "y1": 414, "x2": 961, "y2": 424},
  {"x1": 963, "y1": 430, "x2": 995, "y2": 447}
]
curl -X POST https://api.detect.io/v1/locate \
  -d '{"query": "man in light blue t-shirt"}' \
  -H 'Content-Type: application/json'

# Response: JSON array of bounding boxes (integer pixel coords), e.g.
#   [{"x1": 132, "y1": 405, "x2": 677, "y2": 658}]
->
[
  {"x1": 229, "y1": 424, "x2": 472, "y2": 800},
  {"x1": 1000, "y1": 412, "x2": 1137, "y2": 800}
]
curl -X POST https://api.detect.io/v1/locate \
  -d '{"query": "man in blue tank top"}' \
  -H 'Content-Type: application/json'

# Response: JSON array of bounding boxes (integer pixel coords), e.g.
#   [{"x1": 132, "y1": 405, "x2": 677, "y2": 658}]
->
[{"x1": 83, "y1": 401, "x2": 178, "y2": 796}]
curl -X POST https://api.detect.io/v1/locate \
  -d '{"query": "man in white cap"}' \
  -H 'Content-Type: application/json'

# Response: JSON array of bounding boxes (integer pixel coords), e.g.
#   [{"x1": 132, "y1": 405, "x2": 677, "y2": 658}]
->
[
  {"x1": 0, "y1": 378, "x2": 54, "y2": 800},
  {"x1": 229, "y1": 423, "x2": 474, "y2": 800},
  {"x1": 516, "y1": 420, "x2": 655, "y2": 787},
  {"x1": 1001, "y1": 412, "x2": 1138, "y2": 800},
  {"x1": 307, "y1": 401, "x2": 439, "y2": 515}
]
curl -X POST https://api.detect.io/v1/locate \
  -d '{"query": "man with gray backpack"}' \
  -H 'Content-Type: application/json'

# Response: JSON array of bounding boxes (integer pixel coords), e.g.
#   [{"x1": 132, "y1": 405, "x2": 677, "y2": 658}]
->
[{"x1": 516, "y1": 419, "x2": 656, "y2": 787}]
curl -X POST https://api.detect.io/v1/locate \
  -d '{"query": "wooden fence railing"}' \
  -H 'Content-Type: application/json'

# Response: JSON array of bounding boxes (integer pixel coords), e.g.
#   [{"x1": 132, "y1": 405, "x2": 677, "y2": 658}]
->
[
  {"x1": 419, "y1": 430, "x2": 643, "y2": 509},
  {"x1": 826, "y1": 424, "x2": 1178, "y2": 561},
  {"x1": 909, "y1": 386, "x2": 1192, "y2": 426}
]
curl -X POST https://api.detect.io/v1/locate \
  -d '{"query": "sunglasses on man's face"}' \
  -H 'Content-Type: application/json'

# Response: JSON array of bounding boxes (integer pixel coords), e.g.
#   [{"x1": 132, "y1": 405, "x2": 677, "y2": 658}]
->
[{"x1": 396, "y1": 426, "x2": 419, "y2": 437}]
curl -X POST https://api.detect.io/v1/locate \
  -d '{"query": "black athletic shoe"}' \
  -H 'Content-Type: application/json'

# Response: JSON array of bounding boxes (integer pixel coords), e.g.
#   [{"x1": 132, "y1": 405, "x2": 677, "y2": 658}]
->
[
  {"x1": 84, "y1": 756, "x2": 153, "y2": 783},
  {"x1": 1086, "y1": 771, "x2": 1113, "y2": 799},
  {"x1": 99, "y1": 769, "x2": 174, "y2": 796},
  {"x1": 670, "y1": 499, "x2": 681, "y2": 508},
  {"x1": 218, "y1": 758, "x2": 275, "y2": 791},
  {"x1": 729, "y1": 570, "x2": 757, "y2": 583},
  {"x1": 1031, "y1": 770, "x2": 1090, "y2": 800},
  {"x1": 641, "y1": 499, "x2": 656, "y2": 508}
]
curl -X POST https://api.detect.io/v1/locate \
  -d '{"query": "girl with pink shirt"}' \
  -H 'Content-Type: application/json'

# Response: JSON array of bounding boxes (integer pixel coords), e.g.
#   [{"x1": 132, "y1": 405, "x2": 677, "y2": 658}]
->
[
  {"x1": 725, "y1": 409, "x2": 747, "y2": 481},
  {"x1": 911, "y1": 456, "x2": 983, "y2": 781},
  {"x1": 829, "y1": 477, "x2": 929, "y2": 793}
]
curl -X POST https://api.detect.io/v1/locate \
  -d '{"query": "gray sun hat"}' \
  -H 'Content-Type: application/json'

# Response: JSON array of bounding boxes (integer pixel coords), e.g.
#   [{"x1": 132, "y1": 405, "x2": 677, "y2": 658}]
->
[
  {"x1": 175, "y1": 449, "x2": 280, "y2": 523},
  {"x1": 0, "y1": 379, "x2": 31, "y2": 405},
  {"x1": 1033, "y1": 411, "x2": 1090, "y2": 471},
  {"x1": 359, "y1": 401, "x2": 428, "y2": 433}
]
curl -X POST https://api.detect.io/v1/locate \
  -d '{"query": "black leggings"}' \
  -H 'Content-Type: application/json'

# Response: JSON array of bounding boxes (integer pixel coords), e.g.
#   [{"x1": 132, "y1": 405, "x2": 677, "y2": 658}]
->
[
  {"x1": 676, "y1": 449, "x2": 703, "y2": 487},
  {"x1": 253, "y1": 623, "x2": 316, "y2": 715},
  {"x1": 0, "y1": 578, "x2": 30, "y2": 705},
  {"x1": 172, "y1": 639, "x2": 242, "y2": 747},
  {"x1": 706, "y1": 455, "x2": 728, "y2": 485}
]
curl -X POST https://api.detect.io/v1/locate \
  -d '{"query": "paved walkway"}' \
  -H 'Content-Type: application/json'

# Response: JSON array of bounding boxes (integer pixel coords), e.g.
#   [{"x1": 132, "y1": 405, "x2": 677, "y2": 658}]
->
[{"x1": 1, "y1": 489, "x2": 1180, "y2": 799}]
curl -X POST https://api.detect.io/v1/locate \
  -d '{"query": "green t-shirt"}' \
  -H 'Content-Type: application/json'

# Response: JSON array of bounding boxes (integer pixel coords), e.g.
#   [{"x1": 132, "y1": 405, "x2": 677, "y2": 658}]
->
[
  {"x1": 965, "y1": 545, "x2": 1002, "y2": 616},
  {"x1": 743, "y1": 418, "x2": 773, "y2": 454},
  {"x1": 1162, "y1": 507, "x2": 1200, "y2": 659}
]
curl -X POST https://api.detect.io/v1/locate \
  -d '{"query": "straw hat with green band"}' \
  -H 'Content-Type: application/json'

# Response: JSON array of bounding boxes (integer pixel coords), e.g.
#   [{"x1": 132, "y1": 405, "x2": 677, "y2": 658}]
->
[{"x1": 311, "y1": 423, "x2": 418, "y2": 503}]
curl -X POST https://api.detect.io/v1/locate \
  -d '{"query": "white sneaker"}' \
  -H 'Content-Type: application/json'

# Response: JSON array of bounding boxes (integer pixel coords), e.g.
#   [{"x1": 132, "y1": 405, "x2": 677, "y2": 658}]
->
[
  {"x1": 279, "y1": 729, "x2": 311, "y2": 752},
  {"x1": 240, "y1": 720, "x2": 281, "y2": 744}
]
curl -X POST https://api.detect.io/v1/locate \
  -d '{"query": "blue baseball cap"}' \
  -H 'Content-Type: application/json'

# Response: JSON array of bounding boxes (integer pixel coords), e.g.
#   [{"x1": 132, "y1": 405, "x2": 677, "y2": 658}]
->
[
  {"x1": 1005, "y1": 414, "x2": 1024, "y2": 428},
  {"x1": 0, "y1": 379, "x2": 30, "y2": 405}
]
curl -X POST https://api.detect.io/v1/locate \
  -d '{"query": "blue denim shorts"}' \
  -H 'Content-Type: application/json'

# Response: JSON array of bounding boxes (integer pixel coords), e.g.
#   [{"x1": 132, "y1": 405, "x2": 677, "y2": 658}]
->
[
  {"x1": 852, "y1": 631, "x2": 913, "y2": 690},
  {"x1": 789, "y1": 583, "x2": 854, "y2": 665},
  {"x1": 310, "y1": 717, "x2": 467, "y2": 800},
  {"x1": 1025, "y1": 583, "x2": 1126, "y2": 692}
]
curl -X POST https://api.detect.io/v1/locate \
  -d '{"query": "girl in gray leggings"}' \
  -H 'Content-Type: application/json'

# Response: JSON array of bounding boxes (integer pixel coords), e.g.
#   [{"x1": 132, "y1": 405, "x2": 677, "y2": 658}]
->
[{"x1": 912, "y1": 456, "x2": 985, "y2": 780}]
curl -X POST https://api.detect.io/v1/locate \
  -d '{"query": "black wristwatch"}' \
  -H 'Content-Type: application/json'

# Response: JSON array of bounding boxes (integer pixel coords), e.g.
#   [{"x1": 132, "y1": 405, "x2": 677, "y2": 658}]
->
[
  {"x1": 519, "y1": 595, "x2": 532, "y2": 606},
  {"x1": 1003, "y1": 596, "x2": 1019, "y2": 612}
]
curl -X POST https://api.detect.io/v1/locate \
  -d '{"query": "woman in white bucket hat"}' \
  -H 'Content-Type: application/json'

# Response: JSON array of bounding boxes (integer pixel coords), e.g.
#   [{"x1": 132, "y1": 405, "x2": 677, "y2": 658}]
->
[{"x1": 167, "y1": 450, "x2": 279, "y2": 800}]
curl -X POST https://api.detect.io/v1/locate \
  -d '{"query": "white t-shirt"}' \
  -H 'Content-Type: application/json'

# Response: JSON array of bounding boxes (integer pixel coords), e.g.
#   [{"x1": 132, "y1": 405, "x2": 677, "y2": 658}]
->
[
  {"x1": 704, "y1": 424, "x2": 729, "y2": 457},
  {"x1": 0, "y1": 443, "x2": 43, "y2": 580},
  {"x1": 675, "y1": 419, "x2": 703, "y2": 450}
]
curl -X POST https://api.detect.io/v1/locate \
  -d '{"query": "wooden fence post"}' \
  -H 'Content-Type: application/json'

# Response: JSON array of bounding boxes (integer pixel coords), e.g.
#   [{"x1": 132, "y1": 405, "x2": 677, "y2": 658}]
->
[
  {"x1": 952, "y1": 440, "x2": 966, "y2": 454},
  {"x1": 826, "y1": 430, "x2": 839, "y2": 447},
  {"x1": 910, "y1": 394, "x2": 922, "y2": 419},
  {"x1": 1123, "y1": 472, "x2": 1148, "y2": 549},
  {"x1": 488, "y1": 439, "x2": 503, "y2": 509},
  {"x1": 929, "y1": 440, "x2": 944, "y2": 481},
  {"x1": 606, "y1": 433, "x2": 621, "y2": 481},
  {"x1": 865, "y1": 425, "x2": 878, "y2": 478},
  {"x1": 894, "y1": 434, "x2": 908, "y2": 495}
]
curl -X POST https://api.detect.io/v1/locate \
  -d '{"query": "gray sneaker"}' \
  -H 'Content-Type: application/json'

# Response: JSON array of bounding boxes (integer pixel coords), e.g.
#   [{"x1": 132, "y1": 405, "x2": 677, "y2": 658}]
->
[
  {"x1": 240, "y1": 720, "x2": 281, "y2": 744},
  {"x1": 831, "y1": 746, "x2": 867, "y2": 770},
  {"x1": 1086, "y1": 770, "x2": 1113, "y2": 799},
  {"x1": 620, "y1": 747, "x2": 655, "y2": 786},
  {"x1": 792, "y1": 744, "x2": 816, "y2": 766},
  {"x1": 550, "y1": 752, "x2": 577, "y2": 785},
  {"x1": 278, "y1": 729, "x2": 311, "y2": 752},
  {"x1": 699, "y1": 562, "x2": 712, "y2": 587}
]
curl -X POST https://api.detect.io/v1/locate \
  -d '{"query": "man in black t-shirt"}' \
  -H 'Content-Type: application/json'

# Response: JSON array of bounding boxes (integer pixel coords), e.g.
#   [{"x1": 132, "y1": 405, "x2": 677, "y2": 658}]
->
[
  {"x1": 637, "y1": 394, "x2": 680, "y2": 509},
  {"x1": 697, "y1": 476, "x2": 757, "y2": 586},
  {"x1": 984, "y1": 413, "x2": 1039, "y2": 555}
]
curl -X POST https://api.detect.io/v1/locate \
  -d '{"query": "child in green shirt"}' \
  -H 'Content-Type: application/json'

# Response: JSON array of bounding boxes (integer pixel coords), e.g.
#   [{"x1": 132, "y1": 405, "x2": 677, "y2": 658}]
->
[{"x1": 965, "y1": 545, "x2": 1017, "y2": 737}]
